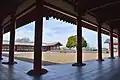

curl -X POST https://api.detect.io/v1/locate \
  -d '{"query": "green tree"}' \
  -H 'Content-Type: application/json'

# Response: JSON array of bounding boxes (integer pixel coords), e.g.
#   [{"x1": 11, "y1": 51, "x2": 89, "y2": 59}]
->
[
  {"x1": 82, "y1": 37, "x2": 87, "y2": 47},
  {"x1": 66, "y1": 35, "x2": 87, "y2": 49}
]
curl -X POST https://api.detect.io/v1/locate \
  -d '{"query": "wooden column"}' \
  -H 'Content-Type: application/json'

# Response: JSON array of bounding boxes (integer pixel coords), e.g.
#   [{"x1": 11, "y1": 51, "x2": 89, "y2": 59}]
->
[
  {"x1": 9, "y1": 17, "x2": 16, "y2": 64},
  {"x1": 72, "y1": 15, "x2": 86, "y2": 66},
  {"x1": 27, "y1": 0, "x2": 48, "y2": 76},
  {"x1": 118, "y1": 32, "x2": 120, "y2": 57},
  {"x1": 109, "y1": 27, "x2": 115, "y2": 59},
  {"x1": 0, "y1": 26, "x2": 3, "y2": 60},
  {"x1": 2, "y1": 15, "x2": 17, "y2": 64},
  {"x1": 97, "y1": 24, "x2": 104, "y2": 61}
]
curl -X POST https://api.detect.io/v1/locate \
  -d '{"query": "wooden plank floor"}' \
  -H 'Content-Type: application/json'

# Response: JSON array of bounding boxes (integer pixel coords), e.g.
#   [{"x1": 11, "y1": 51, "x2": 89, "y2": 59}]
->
[{"x1": 1, "y1": 56, "x2": 120, "y2": 80}]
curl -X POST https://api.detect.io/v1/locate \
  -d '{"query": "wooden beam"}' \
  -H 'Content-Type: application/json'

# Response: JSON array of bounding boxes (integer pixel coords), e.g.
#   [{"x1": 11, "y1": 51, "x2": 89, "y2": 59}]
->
[
  {"x1": 87, "y1": 1, "x2": 120, "y2": 12},
  {"x1": 1, "y1": 1, "x2": 118, "y2": 38},
  {"x1": 105, "y1": 19, "x2": 120, "y2": 24}
]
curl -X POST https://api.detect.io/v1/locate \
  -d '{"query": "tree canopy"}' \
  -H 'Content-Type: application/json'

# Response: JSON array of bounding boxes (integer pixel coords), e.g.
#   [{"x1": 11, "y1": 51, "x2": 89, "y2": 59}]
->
[{"x1": 66, "y1": 35, "x2": 87, "y2": 48}]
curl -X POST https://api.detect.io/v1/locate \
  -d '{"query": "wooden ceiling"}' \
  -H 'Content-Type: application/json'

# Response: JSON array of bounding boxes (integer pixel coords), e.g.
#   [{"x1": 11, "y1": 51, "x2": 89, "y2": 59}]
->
[
  {"x1": 0, "y1": 0, "x2": 25, "y2": 21},
  {"x1": 0, "y1": 0, "x2": 119, "y2": 37},
  {"x1": 64, "y1": 0, "x2": 120, "y2": 30}
]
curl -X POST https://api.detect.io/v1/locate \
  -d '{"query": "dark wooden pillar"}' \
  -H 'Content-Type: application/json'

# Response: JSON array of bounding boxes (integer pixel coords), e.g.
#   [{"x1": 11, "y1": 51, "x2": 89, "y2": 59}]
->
[
  {"x1": 2, "y1": 15, "x2": 17, "y2": 64},
  {"x1": 0, "y1": 26, "x2": 3, "y2": 60},
  {"x1": 77, "y1": 17, "x2": 82, "y2": 64},
  {"x1": 118, "y1": 32, "x2": 120, "y2": 57},
  {"x1": 97, "y1": 24, "x2": 104, "y2": 61},
  {"x1": 27, "y1": 0, "x2": 48, "y2": 76},
  {"x1": 109, "y1": 27, "x2": 115, "y2": 59},
  {"x1": 72, "y1": 15, "x2": 86, "y2": 66},
  {"x1": 9, "y1": 17, "x2": 16, "y2": 64}
]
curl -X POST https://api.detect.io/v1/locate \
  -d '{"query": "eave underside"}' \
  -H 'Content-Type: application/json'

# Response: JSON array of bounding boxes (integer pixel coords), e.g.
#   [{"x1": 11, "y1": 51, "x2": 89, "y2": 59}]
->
[{"x1": 1, "y1": 0, "x2": 119, "y2": 38}]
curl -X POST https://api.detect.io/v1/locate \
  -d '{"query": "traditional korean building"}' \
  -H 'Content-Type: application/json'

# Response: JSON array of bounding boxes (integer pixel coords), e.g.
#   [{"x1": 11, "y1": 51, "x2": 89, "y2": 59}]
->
[
  {"x1": 2, "y1": 41, "x2": 62, "y2": 52},
  {"x1": 1, "y1": 0, "x2": 120, "y2": 79}
]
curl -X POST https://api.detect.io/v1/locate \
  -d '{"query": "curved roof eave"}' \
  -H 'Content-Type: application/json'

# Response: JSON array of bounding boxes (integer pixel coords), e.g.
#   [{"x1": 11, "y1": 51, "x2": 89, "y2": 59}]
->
[{"x1": 1, "y1": 0, "x2": 118, "y2": 37}]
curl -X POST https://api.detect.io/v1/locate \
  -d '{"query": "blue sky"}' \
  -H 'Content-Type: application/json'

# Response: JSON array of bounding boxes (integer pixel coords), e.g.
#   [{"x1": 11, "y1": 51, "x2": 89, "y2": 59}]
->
[{"x1": 3, "y1": 17, "x2": 114, "y2": 48}]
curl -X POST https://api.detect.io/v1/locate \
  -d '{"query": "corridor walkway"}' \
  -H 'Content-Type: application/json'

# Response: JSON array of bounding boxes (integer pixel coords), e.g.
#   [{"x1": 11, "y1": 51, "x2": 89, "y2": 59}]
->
[{"x1": 0, "y1": 56, "x2": 120, "y2": 80}]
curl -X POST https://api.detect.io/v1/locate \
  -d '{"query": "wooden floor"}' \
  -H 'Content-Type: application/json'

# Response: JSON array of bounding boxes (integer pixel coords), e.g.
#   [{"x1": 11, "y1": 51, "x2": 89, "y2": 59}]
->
[{"x1": 1, "y1": 57, "x2": 120, "y2": 80}]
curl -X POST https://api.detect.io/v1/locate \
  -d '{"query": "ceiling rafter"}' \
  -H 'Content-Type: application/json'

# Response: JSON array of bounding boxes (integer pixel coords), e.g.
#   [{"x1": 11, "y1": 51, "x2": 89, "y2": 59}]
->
[
  {"x1": 87, "y1": 0, "x2": 120, "y2": 12},
  {"x1": 105, "y1": 19, "x2": 120, "y2": 24}
]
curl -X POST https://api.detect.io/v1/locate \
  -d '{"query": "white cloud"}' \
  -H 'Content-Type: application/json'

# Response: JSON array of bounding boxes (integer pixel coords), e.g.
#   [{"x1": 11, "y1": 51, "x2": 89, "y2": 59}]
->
[
  {"x1": 3, "y1": 32, "x2": 10, "y2": 40},
  {"x1": 43, "y1": 18, "x2": 76, "y2": 46},
  {"x1": 3, "y1": 18, "x2": 110, "y2": 48}
]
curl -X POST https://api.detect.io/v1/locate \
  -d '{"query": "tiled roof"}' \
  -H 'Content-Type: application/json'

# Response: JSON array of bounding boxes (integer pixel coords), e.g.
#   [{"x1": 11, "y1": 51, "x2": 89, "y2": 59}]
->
[{"x1": 3, "y1": 40, "x2": 62, "y2": 46}]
